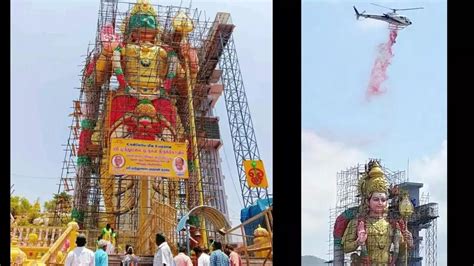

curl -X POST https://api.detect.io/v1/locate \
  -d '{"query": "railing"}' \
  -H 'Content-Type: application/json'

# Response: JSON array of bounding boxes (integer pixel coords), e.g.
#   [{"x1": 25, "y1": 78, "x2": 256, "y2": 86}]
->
[
  {"x1": 12, "y1": 225, "x2": 67, "y2": 249},
  {"x1": 136, "y1": 202, "x2": 178, "y2": 255},
  {"x1": 39, "y1": 220, "x2": 81, "y2": 265},
  {"x1": 408, "y1": 202, "x2": 439, "y2": 225},
  {"x1": 10, "y1": 220, "x2": 83, "y2": 265},
  {"x1": 225, "y1": 206, "x2": 273, "y2": 266}
]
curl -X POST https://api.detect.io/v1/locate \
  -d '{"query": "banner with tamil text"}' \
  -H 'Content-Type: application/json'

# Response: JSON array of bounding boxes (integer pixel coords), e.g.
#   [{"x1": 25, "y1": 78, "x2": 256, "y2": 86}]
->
[{"x1": 109, "y1": 138, "x2": 188, "y2": 178}]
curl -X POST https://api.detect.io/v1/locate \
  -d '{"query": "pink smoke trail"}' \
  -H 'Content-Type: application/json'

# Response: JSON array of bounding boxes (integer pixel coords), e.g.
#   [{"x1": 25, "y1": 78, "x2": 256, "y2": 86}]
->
[{"x1": 366, "y1": 29, "x2": 398, "y2": 100}]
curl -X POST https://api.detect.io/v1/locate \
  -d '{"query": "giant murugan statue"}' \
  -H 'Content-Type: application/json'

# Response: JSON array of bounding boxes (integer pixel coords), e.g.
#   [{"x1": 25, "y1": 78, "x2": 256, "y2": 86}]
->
[
  {"x1": 333, "y1": 160, "x2": 414, "y2": 266},
  {"x1": 76, "y1": 0, "x2": 199, "y2": 253}
]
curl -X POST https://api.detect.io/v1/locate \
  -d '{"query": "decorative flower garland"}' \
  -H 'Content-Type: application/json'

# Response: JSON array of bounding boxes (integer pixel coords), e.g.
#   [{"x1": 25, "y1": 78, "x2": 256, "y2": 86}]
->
[
  {"x1": 77, "y1": 118, "x2": 96, "y2": 166},
  {"x1": 112, "y1": 45, "x2": 130, "y2": 92}
]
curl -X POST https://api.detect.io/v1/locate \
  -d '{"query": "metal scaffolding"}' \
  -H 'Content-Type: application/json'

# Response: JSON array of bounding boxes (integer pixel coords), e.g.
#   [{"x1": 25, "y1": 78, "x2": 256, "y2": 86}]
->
[
  {"x1": 421, "y1": 193, "x2": 438, "y2": 266},
  {"x1": 328, "y1": 160, "x2": 407, "y2": 264},
  {"x1": 54, "y1": 0, "x2": 257, "y2": 255},
  {"x1": 217, "y1": 21, "x2": 270, "y2": 208},
  {"x1": 327, "y1": 159, "x2": 440, "y2": 265},
  {"x1": 328, "y1": 159, "x2": 438, "y2": 266}
]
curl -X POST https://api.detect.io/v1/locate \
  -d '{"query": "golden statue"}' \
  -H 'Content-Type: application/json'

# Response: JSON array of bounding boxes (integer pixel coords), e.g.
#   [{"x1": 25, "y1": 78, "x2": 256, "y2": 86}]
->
[
  {"x1": 334, "y1": 160, "x2": 414, "y2": 265},
  {"x1": 253, "y1": 224, "x2": 271, "y2": 258},
  {"x1": 77, "y1": 0, "x2": 199, "y2": 254}
]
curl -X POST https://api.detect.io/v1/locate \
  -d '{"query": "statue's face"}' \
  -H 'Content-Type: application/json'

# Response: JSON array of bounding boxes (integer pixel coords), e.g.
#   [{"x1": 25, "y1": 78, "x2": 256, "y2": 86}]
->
[
  {"x1": 369, "y1": 192, "x2": 387, "y2": 214},
  {"x1": 131, "y1": 28, "x2": 156, "y2": 43}
]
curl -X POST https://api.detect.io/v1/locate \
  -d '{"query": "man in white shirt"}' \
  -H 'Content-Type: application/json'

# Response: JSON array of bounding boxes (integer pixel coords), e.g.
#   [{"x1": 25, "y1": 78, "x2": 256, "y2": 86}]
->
[
  {"x1": 153, "y1": 233, "x2": 175, "y2": 266},
  {"x1": 193, "y1": 246, "x2": 210, "y2": 266},
  {"x1": 65, "y1": 234, "x2": 95, "y2": 266}
]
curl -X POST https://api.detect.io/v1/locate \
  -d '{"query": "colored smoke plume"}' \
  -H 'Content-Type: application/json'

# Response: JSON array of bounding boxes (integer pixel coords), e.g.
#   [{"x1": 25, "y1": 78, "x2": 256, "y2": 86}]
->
[{"x1": 366, "y1": 29, "x2": 398, "y2": 100}]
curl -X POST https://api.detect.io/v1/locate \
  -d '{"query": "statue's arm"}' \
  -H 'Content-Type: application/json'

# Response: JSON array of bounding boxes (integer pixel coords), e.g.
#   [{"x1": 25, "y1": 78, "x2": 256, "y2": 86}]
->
[
  {"x1": 83, "y1": 25, "x2": 120, "y2": 90},
  {"x1": 341, "y1": 219, "x2": 359, "y2": 253}
]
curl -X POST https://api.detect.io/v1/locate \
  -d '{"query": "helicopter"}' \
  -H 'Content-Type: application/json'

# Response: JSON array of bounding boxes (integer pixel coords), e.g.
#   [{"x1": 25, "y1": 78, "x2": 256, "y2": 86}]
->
[{"x1": 353, "y1": 3, "x2": 423, "y2": 29}]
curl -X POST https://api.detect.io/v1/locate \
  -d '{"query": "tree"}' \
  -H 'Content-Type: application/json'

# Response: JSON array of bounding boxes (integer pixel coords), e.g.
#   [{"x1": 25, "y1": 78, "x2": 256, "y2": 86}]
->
[
  {"x1": 10, "y1": 196, "x2": 21, "y2": 216},
  {"x1": 10, "y1": 196, "x2": 32, "y2": 217},
  {"x1": 53, "y1": 192, "x2": 73, "y2": 213},
  {"x1": 27, "y1": 198, "x2": 41, "y2": 223},
  {"x1": 11, "y1": 196, "x2": 35, "y2": 226},
  {"x1": 43, "y1": 199, "x2": 56, "y2": 213},
  {"x1": 11, "y1": 193, "x2": 73, "y2": 226}
]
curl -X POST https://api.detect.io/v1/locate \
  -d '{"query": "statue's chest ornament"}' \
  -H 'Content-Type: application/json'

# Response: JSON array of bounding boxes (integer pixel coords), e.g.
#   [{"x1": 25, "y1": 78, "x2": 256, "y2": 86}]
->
[
  {"x1": 139, "y1": 46, "x2": 154, "y2": 67},
  {"x1": 367, "y1": 218, "x2": 389, "y2": 249}
]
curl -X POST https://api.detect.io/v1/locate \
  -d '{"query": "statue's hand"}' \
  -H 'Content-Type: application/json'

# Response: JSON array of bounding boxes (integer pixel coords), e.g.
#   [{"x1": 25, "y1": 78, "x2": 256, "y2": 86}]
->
[
  {"x1": 180, "y1": 43, "x2": 199, "y2": 71},
  {"x1": 180, "y1": 43, "x2": 191, "y2": 58},
  {"x1": 100, "y1": 24, "x2": 121, "y2": 55},
  {"x1": 356, "y1": 220, "x2": 367, "y2": 246},
  {"x1": 356, "y1": 230, "x2": 367, "y2": 246},
  {"x1": 403, "y1": 230, "x2": 414, "y2": 248}
]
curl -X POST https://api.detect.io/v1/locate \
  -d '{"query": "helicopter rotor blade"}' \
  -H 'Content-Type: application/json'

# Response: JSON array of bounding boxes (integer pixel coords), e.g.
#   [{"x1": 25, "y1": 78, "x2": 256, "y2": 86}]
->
[
  {"x1": 371, "y1": 3, "x2": 395, "y2": 11},
  {"x1": 395, "y1": 7, "x2": 424, "y2": 11},
  {"x1": 371, "y1": 3, "x2": 424, "y2": 12}
]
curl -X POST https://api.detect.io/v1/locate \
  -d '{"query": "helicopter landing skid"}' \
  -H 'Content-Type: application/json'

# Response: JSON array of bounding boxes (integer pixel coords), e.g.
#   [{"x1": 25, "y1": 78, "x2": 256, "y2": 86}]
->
[{"x1": 389, "y1": 24, "x2": 405, "y2": 31}]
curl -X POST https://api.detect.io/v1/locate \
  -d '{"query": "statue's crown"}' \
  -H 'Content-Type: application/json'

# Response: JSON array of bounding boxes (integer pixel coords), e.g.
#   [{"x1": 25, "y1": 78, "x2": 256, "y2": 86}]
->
[
  {"x1": 130, "y1": 0, "x2": 157, "y2": 16},
  {"x1": 358, "y1": 159, "x2": 389, "y2": 198},
  {"x1": 122, "y1": 0, "x2": 159, "y2": 35}
]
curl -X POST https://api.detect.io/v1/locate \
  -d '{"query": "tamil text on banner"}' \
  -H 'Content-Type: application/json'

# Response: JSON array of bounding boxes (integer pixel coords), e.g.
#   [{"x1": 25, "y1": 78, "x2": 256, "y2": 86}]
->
[
  {"x1": 109, "y1": 138, "x2": 188, "y2": 178},
  {"x1": 243, "y1": 160, "x2": 269, "y2": 188}
]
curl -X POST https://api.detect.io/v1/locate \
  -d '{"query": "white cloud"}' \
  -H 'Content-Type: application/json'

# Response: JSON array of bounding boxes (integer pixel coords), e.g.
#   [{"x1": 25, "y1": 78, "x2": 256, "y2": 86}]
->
[
  {"x1": 302, "y1": 129, "x2": 367, "y2": 259},
  {"x1": 302, "y1": 130, "x2": 447, "y2": 265},
  {"x1": 410, "y1": 140, "x2": 447, "y2": 266}
]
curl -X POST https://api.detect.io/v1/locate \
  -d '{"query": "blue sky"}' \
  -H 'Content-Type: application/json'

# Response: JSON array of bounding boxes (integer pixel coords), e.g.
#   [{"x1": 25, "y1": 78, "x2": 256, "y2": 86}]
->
[
  {"x1": 302, "y1": 0, "x2": 447, "y2": 264},
  {"x1": 303, "y1": 1, "x2": 446, "y2": 169},
  {"x1": 11, "y1": 0, "x2": 272, "y2": 228}
]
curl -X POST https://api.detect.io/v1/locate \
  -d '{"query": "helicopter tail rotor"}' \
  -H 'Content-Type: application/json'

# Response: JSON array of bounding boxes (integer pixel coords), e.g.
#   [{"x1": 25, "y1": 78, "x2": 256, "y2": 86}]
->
[
  {"x1": 353, "y1": 6, "x2": 367, "y2": 20},
  {"x1": 353, "y1": 6, "x2": 361, "y2": 19}
]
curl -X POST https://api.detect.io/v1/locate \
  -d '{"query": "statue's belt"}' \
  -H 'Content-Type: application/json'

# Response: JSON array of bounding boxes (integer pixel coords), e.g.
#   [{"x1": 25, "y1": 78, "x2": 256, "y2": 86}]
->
[{"x1": 126, "y1": 87, "x2": 171, "y2": 100}]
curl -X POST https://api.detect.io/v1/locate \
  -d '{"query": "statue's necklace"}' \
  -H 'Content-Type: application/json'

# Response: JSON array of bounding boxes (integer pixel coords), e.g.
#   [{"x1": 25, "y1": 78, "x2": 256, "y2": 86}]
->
[{"x1": 139, "y1": 44, "x2": 155, "y2": 67}]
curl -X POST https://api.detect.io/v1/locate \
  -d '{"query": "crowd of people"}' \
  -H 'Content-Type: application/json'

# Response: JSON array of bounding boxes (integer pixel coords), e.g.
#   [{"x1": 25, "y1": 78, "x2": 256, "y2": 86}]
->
[
  {"x1": 63, "y1": 233, "x2": 106, "y2": 266},
  {"x1": 99, "y1": 223, "x2": 117, "y2": 254},
  {"x1": 64, "y1": 224, "x2": 138, "y2": 266},
  {"x1": 64, "y1": 231, "x2": 242, "y2": 266},
  {"x1": 154, "y1": 234, "x2": 242, "y2": 266}
]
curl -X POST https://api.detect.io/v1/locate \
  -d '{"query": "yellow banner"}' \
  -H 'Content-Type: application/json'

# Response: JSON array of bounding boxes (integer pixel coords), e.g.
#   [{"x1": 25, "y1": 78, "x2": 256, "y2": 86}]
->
[
  {"x1": 243, "y1": 160, "x2": 268, "y2": 188},
  {"x1": 109, "y1": 138, "x2": 188, "y2": 178}
]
